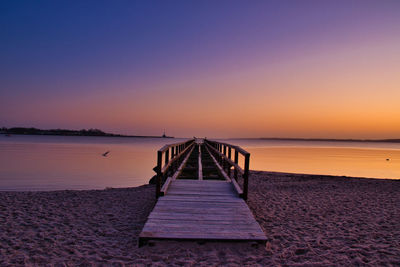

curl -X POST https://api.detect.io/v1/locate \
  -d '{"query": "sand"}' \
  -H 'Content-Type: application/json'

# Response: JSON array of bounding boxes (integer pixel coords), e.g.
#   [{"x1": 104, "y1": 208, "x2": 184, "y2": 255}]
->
[{"x1": 1, "y1": 171, "x2": 399, "y2": 266}]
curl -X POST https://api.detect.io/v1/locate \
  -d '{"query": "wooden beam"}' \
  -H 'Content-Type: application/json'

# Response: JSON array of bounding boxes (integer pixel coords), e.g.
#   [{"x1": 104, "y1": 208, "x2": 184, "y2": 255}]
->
[
  {"x1": 205, "y1": 142, "x2": 244, "y2": 175},
  {"x1": 160, "y1": 177, "x2": 172, "y2": 196},
  {"x1": 158, "y1": 139, "x2": 195, "y2": 153},
  {"x1": 204, "y1": 140, "x2": 249, "y2": 157},
  {"x1": 204, "y1": 145, "x2": 232, "y2": 183},
  {"x1": 156, "y1": 150, "x2": 162, "y2": 198},
  {"x1": 161, "y1": 142, "x2": 194, "y2": 174},
  {"x1": 171, "y1": 145, "x2": 195, "y2": 181}
]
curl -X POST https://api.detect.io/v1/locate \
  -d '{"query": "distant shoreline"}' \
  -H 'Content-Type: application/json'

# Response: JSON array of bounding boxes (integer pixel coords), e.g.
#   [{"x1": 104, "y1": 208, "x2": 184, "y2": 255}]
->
[
  {"x1": 228, "y1": 137, "x2": 400, "y2": 143},
  {"x1": 0, "y1": 127, "x2": 174, "y2": 139}
]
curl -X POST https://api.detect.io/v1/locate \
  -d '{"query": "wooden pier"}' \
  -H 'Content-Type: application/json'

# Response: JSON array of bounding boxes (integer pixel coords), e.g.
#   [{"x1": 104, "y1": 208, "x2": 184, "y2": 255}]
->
[{"x1": 139, "y1": 139, "x2": 266, "y2": 245}]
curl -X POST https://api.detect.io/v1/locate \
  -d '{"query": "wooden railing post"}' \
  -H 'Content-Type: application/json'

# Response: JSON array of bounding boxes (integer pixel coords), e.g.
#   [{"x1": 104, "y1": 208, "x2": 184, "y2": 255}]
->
[
  {"x1": 228, "y1": 147, "x2": 232, "y2": 177},
  {"x1": 165, "y1": 149, "x2": 169, "y2": 176},
  {"x1": 171, "y1": 146, "x2": 175, "y2": 171},
  {"x1": 223, "y1": 145, "x2": 227, "y2": 171},
  {"x1": 243, "y1": 153, "x2": 250, "y2": 201},
  {"x1": 234, "y1": 150, "x2": 239, "y2": 181},
  {"x1": 156, "y1": 151, "x2": 162, "y2": 198}
]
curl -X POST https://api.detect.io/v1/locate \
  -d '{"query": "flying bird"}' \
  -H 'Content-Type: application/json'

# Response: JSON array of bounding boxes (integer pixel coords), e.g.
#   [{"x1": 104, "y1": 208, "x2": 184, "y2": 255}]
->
[{"x1": 102, "y1": 151, "x2": 110, "y2": 157}]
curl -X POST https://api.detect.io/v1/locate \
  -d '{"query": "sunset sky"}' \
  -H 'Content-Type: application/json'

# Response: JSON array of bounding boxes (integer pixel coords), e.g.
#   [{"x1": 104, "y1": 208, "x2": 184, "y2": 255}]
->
[{"x1": 1, "y1": 1, "x2": 400, "y2": 138}]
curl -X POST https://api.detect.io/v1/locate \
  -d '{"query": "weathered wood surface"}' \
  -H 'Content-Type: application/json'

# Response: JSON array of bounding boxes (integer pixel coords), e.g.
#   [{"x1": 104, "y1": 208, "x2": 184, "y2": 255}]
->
[
  {"x1": 198, "y1": 144, "x2": 203, "y2": 180},
  {"x1": 139, "y1": 180, "x2": 267, "y2": 243}
]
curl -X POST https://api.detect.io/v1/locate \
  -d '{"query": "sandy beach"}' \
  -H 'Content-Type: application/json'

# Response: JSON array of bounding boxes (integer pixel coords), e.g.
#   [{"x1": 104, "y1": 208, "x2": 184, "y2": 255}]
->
[{"x1": 1, "y1": 171, "x2": 399, "y2": 266}]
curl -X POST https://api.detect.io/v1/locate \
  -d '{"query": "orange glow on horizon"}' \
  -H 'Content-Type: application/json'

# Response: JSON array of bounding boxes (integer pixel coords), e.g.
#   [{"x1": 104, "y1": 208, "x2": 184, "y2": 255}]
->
[{"x1": 2, "y1": 5, "x2": 400, "y2": 139}]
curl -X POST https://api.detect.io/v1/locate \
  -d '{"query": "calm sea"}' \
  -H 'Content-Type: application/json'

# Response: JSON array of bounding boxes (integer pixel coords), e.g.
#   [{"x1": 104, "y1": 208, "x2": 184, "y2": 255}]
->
[{"x1": 1, "y1": 135, "x2": 399, "y2": 190}]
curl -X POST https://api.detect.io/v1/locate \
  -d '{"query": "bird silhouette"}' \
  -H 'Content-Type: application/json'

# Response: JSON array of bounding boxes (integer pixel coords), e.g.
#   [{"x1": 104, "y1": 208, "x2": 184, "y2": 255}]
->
[{"x1": 102, "y1": 151, "x2": 110, "y2": 157}]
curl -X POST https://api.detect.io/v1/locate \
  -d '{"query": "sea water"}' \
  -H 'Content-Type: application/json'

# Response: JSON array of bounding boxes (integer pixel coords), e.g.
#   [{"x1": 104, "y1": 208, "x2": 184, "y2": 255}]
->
[{"x1": 0, "y1": 135, "x2": 399, "y2": 190}]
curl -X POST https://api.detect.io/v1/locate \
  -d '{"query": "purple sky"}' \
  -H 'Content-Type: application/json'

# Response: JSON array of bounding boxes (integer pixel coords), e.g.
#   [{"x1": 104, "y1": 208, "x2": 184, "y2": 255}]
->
[{"x1": 1, "y1": 1, "x2": 400, "y2": 138}]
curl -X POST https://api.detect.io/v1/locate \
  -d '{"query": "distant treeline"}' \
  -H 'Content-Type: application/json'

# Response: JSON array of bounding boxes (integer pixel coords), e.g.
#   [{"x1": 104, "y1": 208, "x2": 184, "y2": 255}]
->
[
  {"x1": 0, "y1": 127, "x2": 173, "y2": 138},
  {"x1": 1, "y1": 127, "x2": 122, "y2": 136}
]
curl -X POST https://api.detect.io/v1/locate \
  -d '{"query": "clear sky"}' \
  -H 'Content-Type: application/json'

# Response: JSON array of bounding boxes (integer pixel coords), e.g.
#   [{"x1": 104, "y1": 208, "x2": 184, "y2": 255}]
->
[{"x1": 1, "y1": 0, "x2": 400, "y2": 138}]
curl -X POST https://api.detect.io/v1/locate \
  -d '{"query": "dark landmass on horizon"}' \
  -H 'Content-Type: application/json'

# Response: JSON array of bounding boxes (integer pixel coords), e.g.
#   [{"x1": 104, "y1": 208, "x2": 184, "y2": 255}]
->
[
  {"x1": 2, "y1": 127, "x2": 399, "y2": 142},
  {"x1": 0, "y1": 127, "x2": 174, "y2": 138},
  {"x1": 229, "y1": 137, "x2": 400, "y2": 143}
]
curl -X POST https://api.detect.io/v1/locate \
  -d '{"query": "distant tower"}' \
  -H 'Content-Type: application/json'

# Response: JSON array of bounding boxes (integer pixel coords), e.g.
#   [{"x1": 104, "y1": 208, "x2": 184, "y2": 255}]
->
[{"x1": 162, "y1": 129, "x2": 166, "y2": 138}]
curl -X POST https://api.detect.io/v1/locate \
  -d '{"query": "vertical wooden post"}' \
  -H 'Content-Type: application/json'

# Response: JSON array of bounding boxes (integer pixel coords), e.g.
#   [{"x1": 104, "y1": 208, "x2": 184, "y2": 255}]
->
[
  {"x1": 171, "y1": 146, "x2": 175, "y2": 171},
  {"x1": 156, "y1": 151, "x2": 162, "y2": 198},
  {"x1": 228, "y1": 147, "x2": 232, "y2": 177},
  {"x1": 234, "y1": 150, "x2": 239, "y2": 181},
  {"x1": 243, "y1": 153, "x2": 250, "y2": 201},
  {"x1": 165, "y1": 148, "x2": 169, "y2": 176},
  {"x1": 223, "y1": 145, "x2": 227, "y2": 169},
  {"x1": 165, "y1": 149, "x2": 169, "y2": 165}
]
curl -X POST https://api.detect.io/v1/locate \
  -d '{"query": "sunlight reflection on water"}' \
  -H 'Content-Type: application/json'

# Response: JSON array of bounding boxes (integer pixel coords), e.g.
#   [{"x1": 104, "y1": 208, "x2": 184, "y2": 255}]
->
[{"x1": 0, "y1": 136, "x2": 399, "y2": 190}]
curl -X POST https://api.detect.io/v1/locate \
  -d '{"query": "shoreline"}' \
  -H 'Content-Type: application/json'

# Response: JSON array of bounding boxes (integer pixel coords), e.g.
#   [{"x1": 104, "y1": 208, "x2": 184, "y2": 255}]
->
[
  {"x1": 1, "y1": 133, "x2": 175, "y2": 139},
  {"x1": 0, "y1": 170, "x2": 398, "y2": 193},
  {"x1": 1, "y1": 171, "x2": 399, "y2": 265}
]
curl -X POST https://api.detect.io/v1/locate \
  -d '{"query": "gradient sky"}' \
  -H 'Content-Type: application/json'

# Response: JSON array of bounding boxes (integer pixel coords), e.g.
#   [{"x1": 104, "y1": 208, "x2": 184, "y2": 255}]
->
[{"x1": 1, "y1": 0, "x2": 400, "y2": 138}]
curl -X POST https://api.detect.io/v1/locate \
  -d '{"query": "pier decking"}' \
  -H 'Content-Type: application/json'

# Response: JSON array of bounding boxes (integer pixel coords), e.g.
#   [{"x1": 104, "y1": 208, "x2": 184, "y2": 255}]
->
[{"x1": 139, "y1": 139, "x2": 266, "y2": 245}]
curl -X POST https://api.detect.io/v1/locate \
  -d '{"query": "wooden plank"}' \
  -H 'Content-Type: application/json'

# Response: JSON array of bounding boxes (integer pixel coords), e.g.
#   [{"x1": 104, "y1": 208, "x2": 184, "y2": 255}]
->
[
  {"x1": 161, "y1": 195, "x2": 241, "y2": 200},
  {"x1": 150, "y1": 209, "x2": 253, "y2": 215},
  {"x1": 168, "y1": 184, "x2": 233, "y2": 189},
  {"x1": 140, "y1": 231, "x2": 266, "y2": 240},
  {"x1": 168, "y1": 185, "x2": 231, "y2": 190},
  {"x1": 155, "y1": 201, "x2": 242, "y2": 207},
  {"x1": 160, "y1": 194, "x2": 236, "y2": 199},
  {"x1": 139, "y1": 165, "x2": 266, "y2": 245},
  {"x1": 167, "y1": 188, "x2": 234, "y2": 194},
  {"x1": 159, "y1": 197, "x2": 243, "y2": 203},
  {"x1": 167, "y1": 189, "x2": 234, "y2": 195},
  {"x1": 171, "y1": 180, "x2": 229, "y2": 185},
  {"x1": 143, "y1": 220, "x2": 261, "y2": 228},
  {"x1": 160, "y1": 177, "x2": 172, "y2": 195},
  {"x1": 148, "y1": 214, "x2": 256, "y2": 222},
  {"x1": 140, "y1": 227, "x2": 266, "y2": 236},
  {"x1": 231, "y1": 178, "x2": 244, "y2": 196},
  {"x1": 151, "y1": 205, "x2": 253, "y2": 214},
  {"x1": 145, "y1": 218, "x2": 258, "y2": 224},
  {"x1": 152, "y1": 209, "x2": 251, "y2": 215},
  {"x1": 142, "y1": 226, "x2": 263, "y2": 234},
  {"x1": 143, "y1": 219, "x2": 260, "y2": 226}
]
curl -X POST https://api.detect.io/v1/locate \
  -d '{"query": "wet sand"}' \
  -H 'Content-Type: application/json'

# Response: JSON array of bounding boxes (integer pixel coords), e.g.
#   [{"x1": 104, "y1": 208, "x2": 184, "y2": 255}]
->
[{"x1": 1, "y1": 171, "x2": 399, "y2": 266}]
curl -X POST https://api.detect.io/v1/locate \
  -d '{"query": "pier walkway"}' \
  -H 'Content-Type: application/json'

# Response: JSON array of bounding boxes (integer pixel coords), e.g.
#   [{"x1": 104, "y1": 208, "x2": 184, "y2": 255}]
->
[{"x1": 139, "y1": 139, "x2": 266, "y2": 245}]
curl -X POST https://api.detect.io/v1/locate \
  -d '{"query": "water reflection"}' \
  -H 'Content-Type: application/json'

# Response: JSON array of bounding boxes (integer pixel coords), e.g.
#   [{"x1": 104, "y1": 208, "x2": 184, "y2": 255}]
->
[
  {"x1": 0, "y1": 135, "x2": 186, "y2": 190},
  {"x1": 0, "y1": 136, "x2": 399, "y2": 191},
  {"x1": 246, "y1": 146, "x2": 400, "y2": 179}
]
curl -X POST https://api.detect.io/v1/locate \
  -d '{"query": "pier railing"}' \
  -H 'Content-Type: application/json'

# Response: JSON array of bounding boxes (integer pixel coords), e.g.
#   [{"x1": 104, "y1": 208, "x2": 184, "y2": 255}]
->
[
  {"x1": 156, "y1": 139, "x2": 195, "y2": 197},
  {"x1": 204, "y1": 139, "x2": 250, "y2": 200}
]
